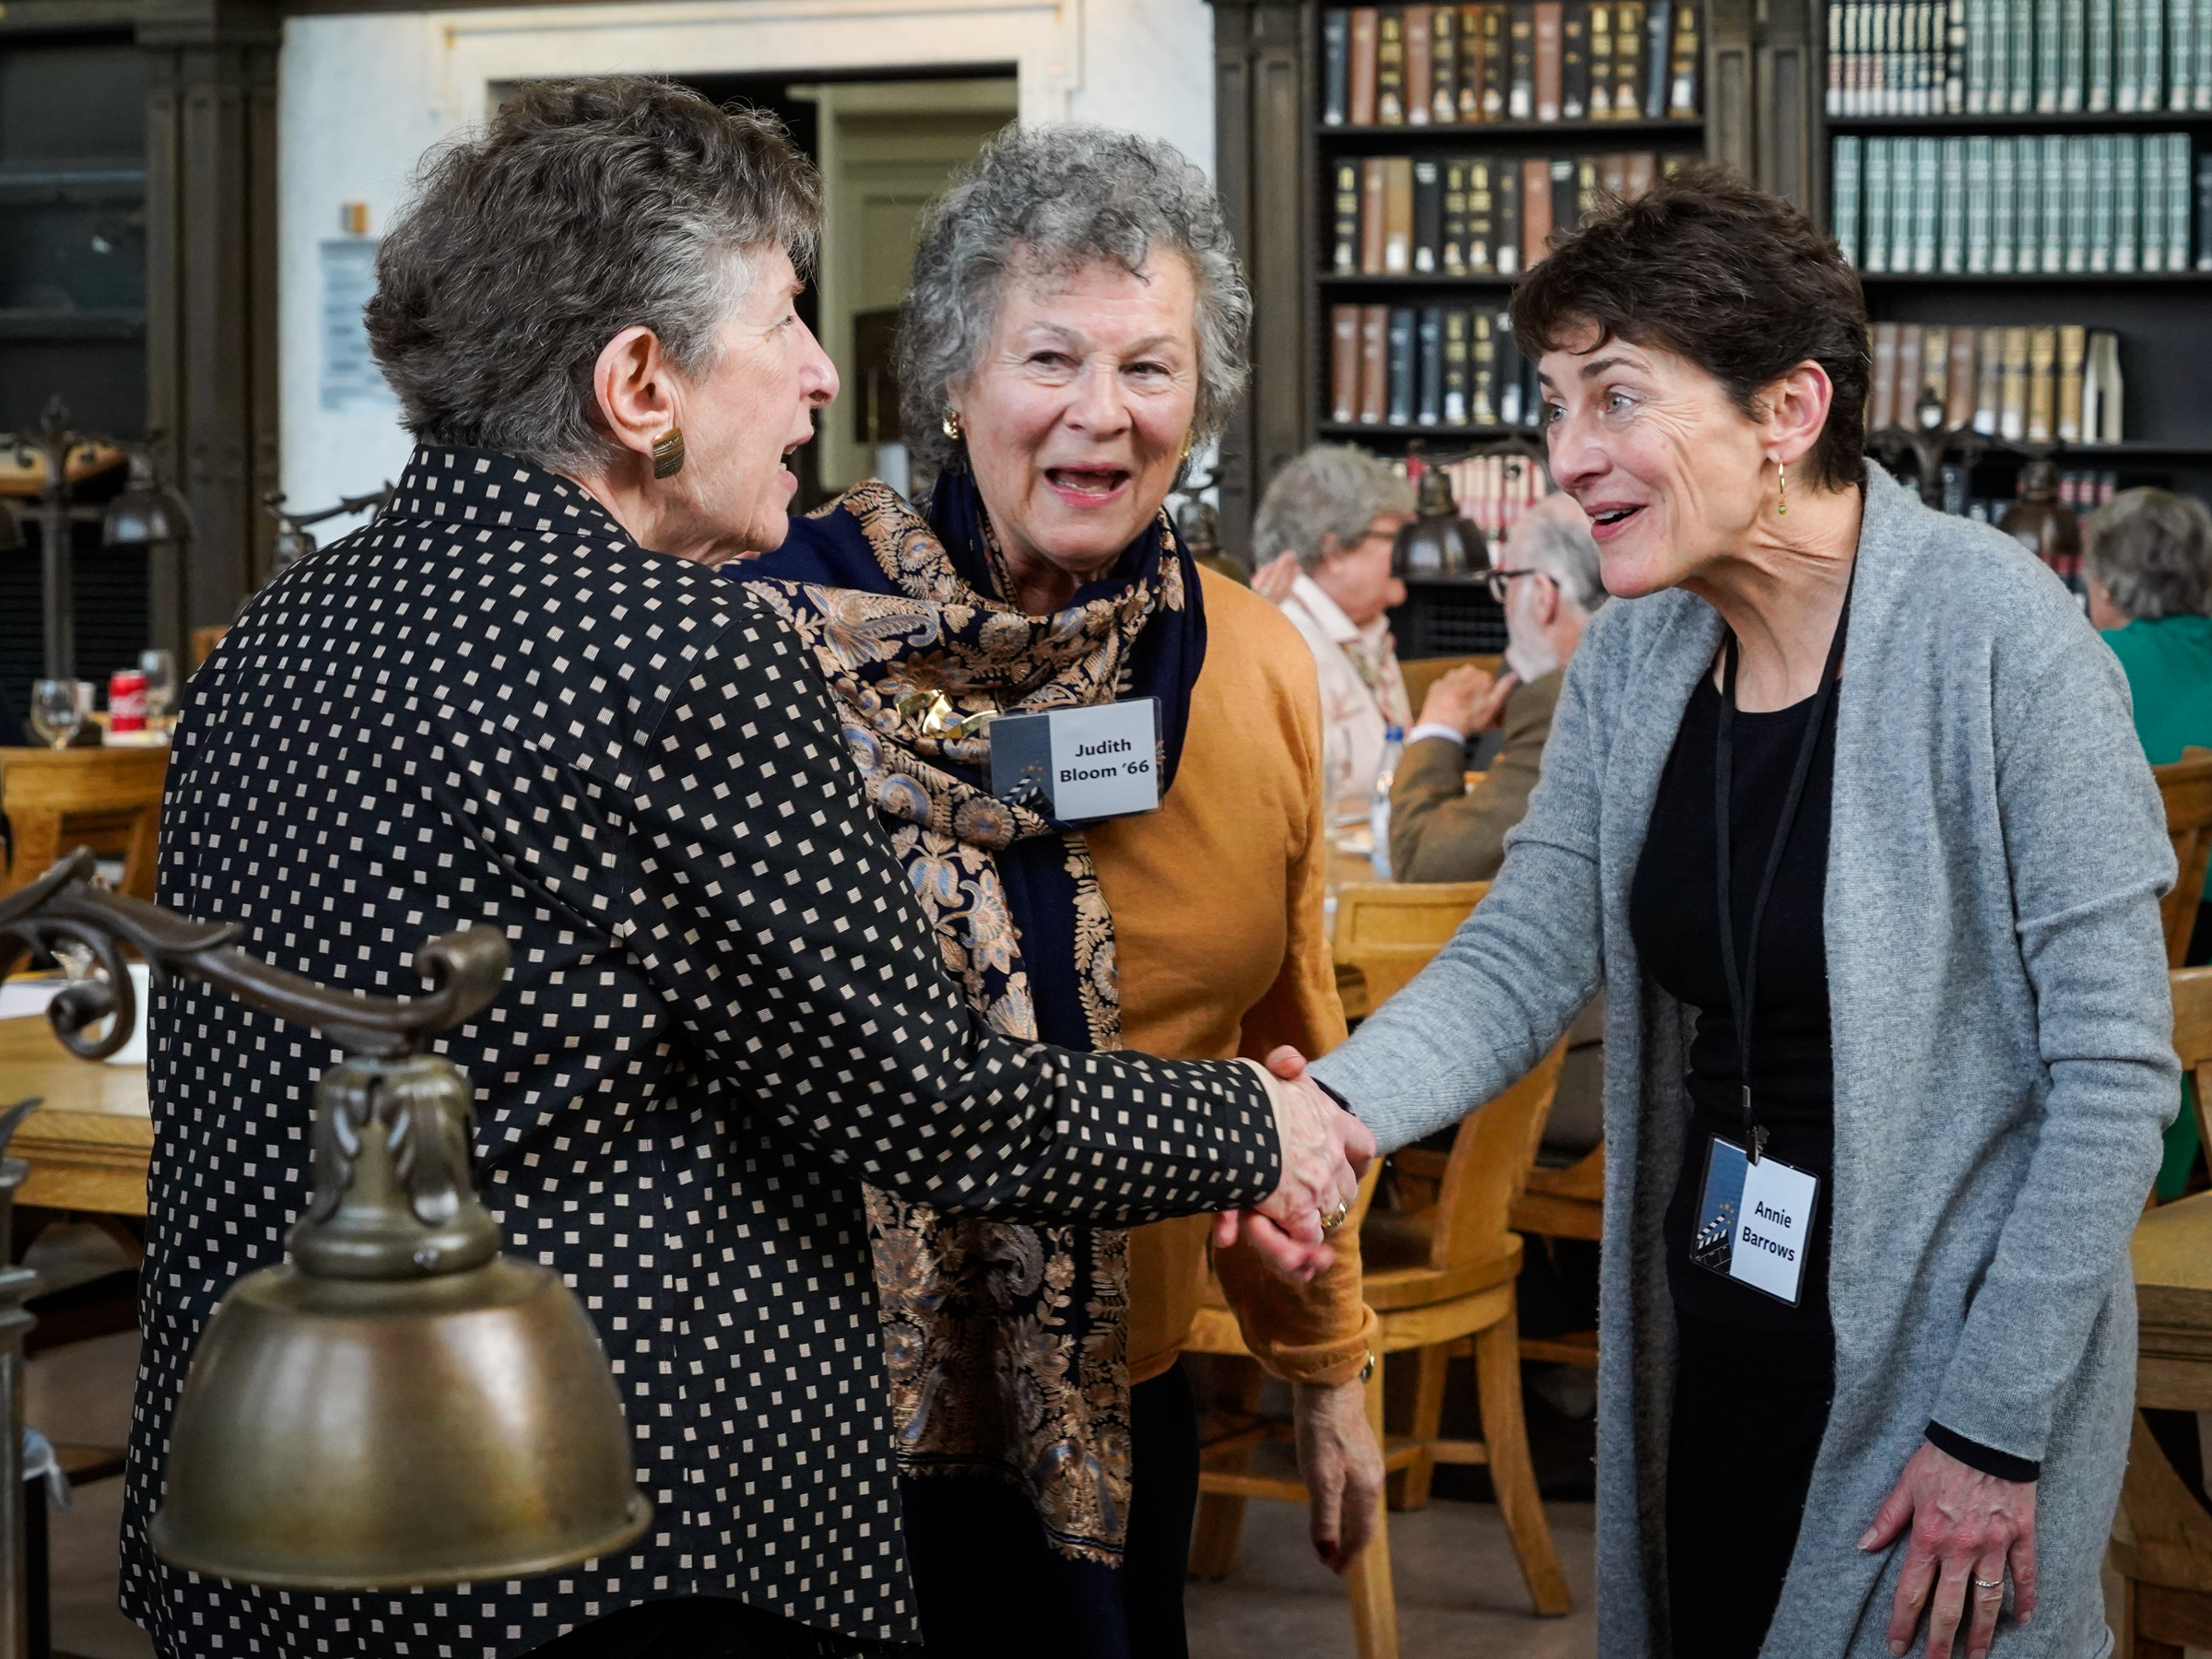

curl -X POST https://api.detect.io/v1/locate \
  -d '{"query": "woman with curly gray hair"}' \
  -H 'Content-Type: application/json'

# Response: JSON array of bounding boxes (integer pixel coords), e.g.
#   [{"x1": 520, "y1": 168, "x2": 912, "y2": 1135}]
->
[{"x1": 742, "y1": 124, "x2": 1382, "y2": 1655}]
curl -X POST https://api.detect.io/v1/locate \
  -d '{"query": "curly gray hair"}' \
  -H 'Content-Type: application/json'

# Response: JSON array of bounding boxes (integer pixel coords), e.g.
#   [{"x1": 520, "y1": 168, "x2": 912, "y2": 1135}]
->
[
  {"x1": 1252, "y1": 445, "x2": 1417, "y2": 574},
  {"x1": 2084, "y1": 487, "x2": 2212, "y2": 621},
  {"x1": 366, "y1": 77, "x2": 819, "y2": 476},
  {"x1": 899, "y1": 124, "x2": 1252, "y2": 484}
]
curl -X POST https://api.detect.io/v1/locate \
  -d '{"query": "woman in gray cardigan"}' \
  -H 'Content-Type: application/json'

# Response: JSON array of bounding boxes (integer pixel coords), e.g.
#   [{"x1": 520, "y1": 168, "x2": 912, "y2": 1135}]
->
[{"x1": 1304, "y1": 171, "x2": 2176, "y2": 1659}]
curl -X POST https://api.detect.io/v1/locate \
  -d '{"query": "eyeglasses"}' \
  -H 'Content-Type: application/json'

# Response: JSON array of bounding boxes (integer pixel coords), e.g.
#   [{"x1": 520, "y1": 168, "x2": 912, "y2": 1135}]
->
[{"x1": 1485, "y1": 567, "x2": 1552, "y2": 604}]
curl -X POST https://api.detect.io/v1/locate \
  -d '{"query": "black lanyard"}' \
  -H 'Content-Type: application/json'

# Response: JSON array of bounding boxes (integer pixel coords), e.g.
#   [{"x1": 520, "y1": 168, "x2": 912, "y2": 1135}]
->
[{"x1": 1713, "y1": 575, "x2": 1853, "y2": 1163}]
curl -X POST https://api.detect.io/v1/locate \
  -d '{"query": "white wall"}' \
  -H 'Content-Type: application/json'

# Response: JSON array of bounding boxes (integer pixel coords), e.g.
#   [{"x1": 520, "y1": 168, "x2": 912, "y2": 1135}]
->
[{"x1": 276, "y1": 0, "x2": 1218, "y2": 532}]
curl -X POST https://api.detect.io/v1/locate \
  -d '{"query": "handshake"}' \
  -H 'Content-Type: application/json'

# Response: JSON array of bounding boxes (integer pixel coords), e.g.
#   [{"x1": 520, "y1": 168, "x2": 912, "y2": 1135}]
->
[{"x1": 1218, "y1": 1046, "x2": 1379, "y2": 1281}]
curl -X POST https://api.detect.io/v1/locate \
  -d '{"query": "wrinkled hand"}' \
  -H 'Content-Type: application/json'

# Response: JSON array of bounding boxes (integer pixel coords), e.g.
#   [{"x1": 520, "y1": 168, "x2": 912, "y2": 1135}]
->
[
  {"x1": 1860, "y1": 1441, "x2": 2037, "y2": 1659},
  {"x1": 1218, "y1": 1046, "x2": 1375, "y2": 1280},
  {"x1": 1252, "y1": 551, "x2": 1300, "y2": 606},
  {"x1": 1418, "y1": 663, "x2": 1519, "y2": 739},
  {"x1": 1295, "y1": 1377, "x2": 1384, "y2": 1572}
]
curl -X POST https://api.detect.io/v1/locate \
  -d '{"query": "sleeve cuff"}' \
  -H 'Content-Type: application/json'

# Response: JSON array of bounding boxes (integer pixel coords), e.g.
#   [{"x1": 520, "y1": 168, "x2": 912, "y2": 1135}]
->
[
  {"x1": 1925, "y1": 1421, "x2": 2041, "y2": 1483},
  {"x1": 1406, "y1": 723, "x2": 1468, "y2": 750},
  {"x1": 1269, "y1": 1305, "x2": 1382, "y2": 1387},
  {"x1": 1310, "y1": 1076, "x2": 1355, "y2": 1115}
]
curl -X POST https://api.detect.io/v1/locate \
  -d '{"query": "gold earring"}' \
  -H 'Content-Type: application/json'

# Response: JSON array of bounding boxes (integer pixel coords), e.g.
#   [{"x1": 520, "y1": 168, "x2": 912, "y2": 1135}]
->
[
  {"x1": 941, "y1": 409, "x2": 963, "y2": 442},
  {"x1": 1774, "y1": 458, "x2": 1788, "y2": 516},
  {"x1": 653, "y1": 427, "x2": 686, "y2": 479},
  {"x1": 1180, "y1": 429, "x2": 1195, "y2": 464}
]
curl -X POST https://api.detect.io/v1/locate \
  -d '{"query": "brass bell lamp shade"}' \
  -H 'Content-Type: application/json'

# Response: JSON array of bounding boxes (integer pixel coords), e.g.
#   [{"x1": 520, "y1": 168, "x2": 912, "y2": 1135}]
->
[
  {"x1": 1393, "y1": 465, "x2": 1488, "y2": 581},
  {"x1": 0, "y1": 853, "x2": 651, "y2": 1590},
  {"x1": 99, "y1": 450, "x2": 194, "y2": 547}
]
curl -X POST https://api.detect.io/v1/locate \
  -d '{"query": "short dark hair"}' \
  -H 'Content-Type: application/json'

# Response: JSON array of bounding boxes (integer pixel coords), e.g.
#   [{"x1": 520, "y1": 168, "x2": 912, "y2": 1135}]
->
[
  {"x1": 2084, "y1": 487, "x2": 2212, "y2": 620},
  {"x1": 366, "y1": 77, "x2": 819, "y2": 475},
  {"x1": 1510, "y1": 167, "x2": 1870, "y2": 493}
]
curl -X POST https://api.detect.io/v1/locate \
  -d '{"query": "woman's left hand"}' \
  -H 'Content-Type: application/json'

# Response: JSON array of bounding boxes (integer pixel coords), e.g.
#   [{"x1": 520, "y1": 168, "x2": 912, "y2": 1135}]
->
[
  {"x1": 1859, "y1": 1441, "x2": 2037, "y2": 1659},
  {"x1": 1293, "y1": 1376, "x2": 1385, "y2": 1572}
]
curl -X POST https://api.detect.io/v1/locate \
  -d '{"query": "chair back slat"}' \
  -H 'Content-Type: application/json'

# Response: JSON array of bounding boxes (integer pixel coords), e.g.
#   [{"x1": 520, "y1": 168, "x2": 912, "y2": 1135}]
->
[
  {"x1": 1428, "y1": 1039, "x2": 1570, "y2": 1271},
  {"x1": 0, "y1": 747, "x2": 170, "y2": 901},
  {"x1": 2172, "y1": 967, "x2": 2212, "y2": 1168},
  {"x1": 1332, "y1": 880, "x2": 1488, "y2": 1010},
  {"x1": 1398, "y1": 654, "x2": 1500, "y2": 715},
  {"x1": 2153, "y1": 752, "x2": 2212, "y2": 969}
]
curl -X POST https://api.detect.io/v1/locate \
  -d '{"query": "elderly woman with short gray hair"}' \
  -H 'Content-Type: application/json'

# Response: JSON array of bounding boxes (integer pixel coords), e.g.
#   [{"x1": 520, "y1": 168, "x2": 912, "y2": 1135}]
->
[
  {"x1": 1250, "y1": 444, "x2": 1417, "y2": 826},
  {"x1": 742, "y1": 125, "x2": 1382, "y2": 1656}
]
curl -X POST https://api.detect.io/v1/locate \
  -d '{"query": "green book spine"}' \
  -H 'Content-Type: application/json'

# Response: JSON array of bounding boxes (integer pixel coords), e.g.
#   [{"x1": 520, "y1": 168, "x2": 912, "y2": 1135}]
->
[
  {"x1": 2089, "y1": 0, "x2": 2116, "y2": 105},
  {"x1": 1865, "y1": 136, "x2": 1893, "y2": 270},
  {"x1": 2065, "y1": 134, "x2": 2092, "y2": 269},
  {"x1": 1471, "y1": 312, "x2": 1497, "y2": 426},
  {"x1": 1991, "y1": 135, "x2": 2018, "y2": 271},
  {"x1": 1442, "y1": 308, "x2": 1470, "y2": 425},
  {"x1": 2041, "y1": 134, "x2": 2067, "y2": 269},
  {"x1": 1939, "y1": 135, "x2": 1968, "y2": 268},
  {"x1": 1925, "y1": 0, "x2": 1945, "y2": 109},
  {"x1": 1966, "y1": 134, "x2": 1994, "y2": 269},
  {"x1": 2142, "y1": 126, "x2": 2168, "y2": 266},
  {"x1": 1830, "y1": 0, "x2": 1846, "y2": 111},
  {"x1": 2197, "y1": 0, "x2": 2211, "y2": 107},
  {"x1": 2061, "y1": 0, "x2": 2088, "y2": 101},
  {"x1": 1835, "y1": 135, "x2": 1864, "y2": 264},
  {"x1": 2113, "y1": 133, "x2": 2141, "y2": 268},
  {"x1": 2036, "y1": 0, "x2": 2064, "y2": 104},
  {"x1": 1894, "y1": 133, "x2": 1919, "y2": 270},
  {"x1": 1882, "y1": 0, "x2": 1900, "y2": 111},
  {"x1": 2090, "y1": 133, "x2": 2117, "y2": 267},
  {"x1": 2014, "y1": 135, "x2": 2041, "y2": 270},
  {"x1": 1466, "y1": 157, "x2": 1496, "y2": 274},
  {"x1": 2145, "y1": 0, "x2": 2167, "y2": 102},
  {"x1": 2169, "y1": 131, "x2": 2192, "y2": 267},
  {"x1": 1949, "y1": 0, "x2": 1970, "y2": 104},
  {"x1": 2008, "y1": 0, "x2": 2037, "y2": 103},
  {"x1": 1982, "y1": 0, "x2": 1999, "y2": 109},
  {"x1": 2120, "y1": 0, "x2": 2143, "y2": 106},
  {"x1": 1442, "y1": 159, "x2": 1469, "y2": 274},
  {"x1": 1915, "y1": 135, "x2": 1941, "y2": 270},
  {"x1": 2171, "y1": 0, "x2": 2193, "y2": 102}
]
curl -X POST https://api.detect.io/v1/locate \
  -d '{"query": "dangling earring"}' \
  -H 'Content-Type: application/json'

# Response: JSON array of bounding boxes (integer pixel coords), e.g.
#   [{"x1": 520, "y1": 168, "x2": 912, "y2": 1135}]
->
[
  {"x1": 941, "y1": 409, "x2": 963, "y2": 442},
  {"x1": 653, "y1": 427, "x2": 687, "y2": 479},
  {"x1": 1180, "y1": 429, "x2": 1196, "y2": 464},
  {"x1": 1774, "y1": 457, "x2": 1788, "y2": 516}
]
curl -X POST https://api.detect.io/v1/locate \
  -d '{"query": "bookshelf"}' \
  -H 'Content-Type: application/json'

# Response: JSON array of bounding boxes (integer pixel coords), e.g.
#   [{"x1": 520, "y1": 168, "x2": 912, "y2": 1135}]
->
[{"x1": 1209, "y1": 0, "x2": 2212, "y2": 570}]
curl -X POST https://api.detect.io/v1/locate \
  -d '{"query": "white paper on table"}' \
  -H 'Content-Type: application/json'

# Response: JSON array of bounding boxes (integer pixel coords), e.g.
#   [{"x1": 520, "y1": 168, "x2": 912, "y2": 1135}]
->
[{"x1": 0, "y1": 979, "x2": 65, "y2": 1022}]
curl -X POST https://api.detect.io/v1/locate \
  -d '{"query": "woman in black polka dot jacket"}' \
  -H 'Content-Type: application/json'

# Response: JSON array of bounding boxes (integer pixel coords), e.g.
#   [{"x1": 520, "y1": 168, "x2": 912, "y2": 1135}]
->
[{"x1": 123, "y1": 79, "x2": 1371, "y2": 1659}]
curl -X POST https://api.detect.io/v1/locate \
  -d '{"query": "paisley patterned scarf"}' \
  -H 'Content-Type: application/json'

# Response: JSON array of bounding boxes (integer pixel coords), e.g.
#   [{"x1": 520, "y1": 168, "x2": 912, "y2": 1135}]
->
[{"x1": 738, "y1": 462, "x2": 1206, "y2": 1564}]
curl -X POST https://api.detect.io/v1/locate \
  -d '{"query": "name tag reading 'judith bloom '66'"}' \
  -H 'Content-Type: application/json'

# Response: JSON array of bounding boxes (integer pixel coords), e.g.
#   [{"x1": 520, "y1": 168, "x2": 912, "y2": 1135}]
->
[{"x1": 990, "y1": 698, "x2": 1162, "y2": 823}]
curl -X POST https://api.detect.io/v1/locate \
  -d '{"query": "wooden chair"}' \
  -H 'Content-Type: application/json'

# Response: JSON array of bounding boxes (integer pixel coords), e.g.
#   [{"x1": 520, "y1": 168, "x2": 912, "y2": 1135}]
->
[
  {"x1": 2152, "y1": 747, "x2": 2212, "y2": 969},
  {"x1": 0, "y1": 747, "x2": 170, "y2": 902},
  {"x1": 1184, "y1": 1040, "x2": 1576, "y2": 1655},
  {"x1": 2110, "y1": 1409, "x2": 2212, "y2": 1656},
  {"x1": 1509, "y1": 1137, "x2": 1605, "y2": 1369},
  {"x1": 1332, "y1": 879, "x2": 1488, "y2": 1011},
  {"x1": 190, "y1": 624, "x2": 228, "y2": 670},
  {"x1": 2168, "y1": 968, "x2": 2212, "y2": 1193}
]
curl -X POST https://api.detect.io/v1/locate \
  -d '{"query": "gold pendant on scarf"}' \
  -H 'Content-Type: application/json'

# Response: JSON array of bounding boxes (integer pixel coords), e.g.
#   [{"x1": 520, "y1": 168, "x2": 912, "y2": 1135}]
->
[{"x1": 895, "y1": 687, "x2": 997, "y2": 741}]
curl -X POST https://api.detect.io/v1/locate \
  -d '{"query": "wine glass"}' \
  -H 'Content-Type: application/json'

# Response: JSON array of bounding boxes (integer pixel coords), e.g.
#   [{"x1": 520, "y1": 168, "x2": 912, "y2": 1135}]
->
[
  {"x1": 140, "y1": 649, "x2": 178, "y2": 728},
  {"x1": 29, "y1": 679, "x2": 80, "y2": 749}
]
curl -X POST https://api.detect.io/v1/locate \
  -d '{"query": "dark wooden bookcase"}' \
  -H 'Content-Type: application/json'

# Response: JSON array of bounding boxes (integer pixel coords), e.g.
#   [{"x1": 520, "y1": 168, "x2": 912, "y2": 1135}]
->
[{"x1": 1210, "y1": 0, "x2": 2212, "y2": 555}]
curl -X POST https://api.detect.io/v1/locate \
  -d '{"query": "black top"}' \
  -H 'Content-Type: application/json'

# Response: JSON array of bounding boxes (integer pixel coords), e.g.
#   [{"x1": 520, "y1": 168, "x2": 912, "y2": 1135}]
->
[
  {"x1": 1630, "y1": 670, "x2": 1838, "y2": 1332},
  {"x1": 123, "y1": 446, "x2": 1283, "y2": 1654}
]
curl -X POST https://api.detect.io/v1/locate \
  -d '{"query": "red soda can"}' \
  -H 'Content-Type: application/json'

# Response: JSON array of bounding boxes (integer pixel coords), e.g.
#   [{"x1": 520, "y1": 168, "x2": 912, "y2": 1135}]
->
[{"x1": 110, "y1": 669, "x2": 147, "y2": 734}]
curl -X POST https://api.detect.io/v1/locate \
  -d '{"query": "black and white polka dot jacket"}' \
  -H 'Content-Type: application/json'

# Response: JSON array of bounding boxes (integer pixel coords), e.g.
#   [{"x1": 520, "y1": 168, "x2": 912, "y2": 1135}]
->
[{"x1": 121, "y1": 446, "x2": 1283, "y2": 1656}]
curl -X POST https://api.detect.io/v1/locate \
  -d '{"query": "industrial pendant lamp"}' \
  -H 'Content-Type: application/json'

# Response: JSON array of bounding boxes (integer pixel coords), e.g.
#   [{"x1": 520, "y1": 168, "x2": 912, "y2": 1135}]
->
[
  {"x1": 1394, "y1": 465, "x2": 1488, "y2": 581},
  {"x1": 0, "y1": 853, "x2": 651, "y2": 1590}
]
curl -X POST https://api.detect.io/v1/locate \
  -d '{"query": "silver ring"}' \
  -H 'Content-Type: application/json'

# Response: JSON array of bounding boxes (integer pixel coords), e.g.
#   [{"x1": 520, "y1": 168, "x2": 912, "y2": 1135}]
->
[
  {"x1": 1972, "y1": 1577, "x2": 2005, "y2": 1591},
  {"x1": 1322, "y1": 1200, "x2": 1351, "y2": 1232}
]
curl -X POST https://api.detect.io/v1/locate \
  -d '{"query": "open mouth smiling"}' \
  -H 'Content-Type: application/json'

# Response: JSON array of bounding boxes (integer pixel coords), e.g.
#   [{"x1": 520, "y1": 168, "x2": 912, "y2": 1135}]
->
[{"x1": 1045, "y1": 465, "x2": 1130, "y2": 500}]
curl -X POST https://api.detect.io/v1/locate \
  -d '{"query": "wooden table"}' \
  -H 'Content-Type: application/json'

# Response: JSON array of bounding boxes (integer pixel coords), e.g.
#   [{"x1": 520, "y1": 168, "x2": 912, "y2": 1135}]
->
[
  {"x1": 0, "y1": 1014, "x2": 151, "y2": 1215},
  {"x1": 2133, "y1": 1189, "x2": 2212, "y2": 1410}
]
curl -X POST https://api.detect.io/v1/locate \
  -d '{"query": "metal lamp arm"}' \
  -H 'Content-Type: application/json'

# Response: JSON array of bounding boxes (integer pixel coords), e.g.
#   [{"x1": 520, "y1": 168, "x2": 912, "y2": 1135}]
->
[{"x1": 0, "y1": 850, "x2": 508, "y2": 1061}]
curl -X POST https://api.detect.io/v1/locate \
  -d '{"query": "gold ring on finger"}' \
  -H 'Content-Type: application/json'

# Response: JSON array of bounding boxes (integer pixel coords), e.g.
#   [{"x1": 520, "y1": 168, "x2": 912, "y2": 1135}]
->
[{"x1": 1323, "y1": 1200, "x2": 1351, "y2": 1232}]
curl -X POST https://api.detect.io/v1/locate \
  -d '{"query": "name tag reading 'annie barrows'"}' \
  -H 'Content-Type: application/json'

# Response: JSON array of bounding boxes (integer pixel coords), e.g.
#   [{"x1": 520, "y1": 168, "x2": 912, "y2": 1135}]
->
[{"x1": 989, "y1": 699, "x2": 1162, "y2": 822}]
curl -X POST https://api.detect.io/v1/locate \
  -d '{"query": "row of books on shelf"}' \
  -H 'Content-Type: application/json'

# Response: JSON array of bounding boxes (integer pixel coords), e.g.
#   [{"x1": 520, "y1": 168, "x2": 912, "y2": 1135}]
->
[
  {"x1": 1827, "y1": 0, "x2": 2212, "y2": 115},
  {"x1": 1418, "y1": 453, "x2": 1557, "y2": 538},
  {"x1": 1945, "y1": 466, "x2": 2119, "y2": 521},
  {"x1": 1831, "y1": 133, "x2": 2209, "y2": 271},
  {"x1": 1330, "y1": 304, "x2": 1547, "y2": 428},
  {"x1": 1869, "y1": 320, "x2": 2124, "y2": 440},
  {"x1": 1320, "y1": 3, "x2": 1700, "y2": 126},
  {"x1": 1331, "y1": 150, "x2": 1685, "y2": 275}
]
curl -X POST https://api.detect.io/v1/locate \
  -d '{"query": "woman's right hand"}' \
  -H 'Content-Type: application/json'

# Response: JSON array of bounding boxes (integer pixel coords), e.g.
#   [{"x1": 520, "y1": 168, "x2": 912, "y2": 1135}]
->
[
  {"x1": 1252, "y1": 551, "x2": 1300, "y2": 605},
  {"x1": 1220, "y1": 1046, "x2": 1374, "y2": 1279}
]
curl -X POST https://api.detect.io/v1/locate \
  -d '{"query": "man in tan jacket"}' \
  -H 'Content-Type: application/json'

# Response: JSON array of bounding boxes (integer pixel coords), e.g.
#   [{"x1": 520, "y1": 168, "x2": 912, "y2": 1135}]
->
[{"x1": 1390, "y1": 490, "x2": 1606, "y2": 883}]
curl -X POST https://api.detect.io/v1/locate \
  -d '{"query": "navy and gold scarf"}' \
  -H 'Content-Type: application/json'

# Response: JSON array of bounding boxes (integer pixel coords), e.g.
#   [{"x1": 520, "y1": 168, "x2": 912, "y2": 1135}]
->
[{"x1": 739, "y1": 462, "x2": 1206, "y2": 1563}]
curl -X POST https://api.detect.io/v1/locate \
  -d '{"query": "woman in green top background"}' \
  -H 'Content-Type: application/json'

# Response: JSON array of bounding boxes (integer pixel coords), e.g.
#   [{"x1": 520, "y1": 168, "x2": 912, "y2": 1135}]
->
[{"x1": 2088, "y1": 485, "x2": 2212, "y2": 1196}]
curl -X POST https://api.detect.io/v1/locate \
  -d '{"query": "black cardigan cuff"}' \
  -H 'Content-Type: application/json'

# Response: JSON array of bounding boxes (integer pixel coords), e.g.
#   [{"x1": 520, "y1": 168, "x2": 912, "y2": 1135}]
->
[
  {"x1": 1310, "y1": 1077, "x2": 1357, "y2": 1115},
  {"x1": 1926, "y1": 1420, "x2": 2041, "y2": 1483}
]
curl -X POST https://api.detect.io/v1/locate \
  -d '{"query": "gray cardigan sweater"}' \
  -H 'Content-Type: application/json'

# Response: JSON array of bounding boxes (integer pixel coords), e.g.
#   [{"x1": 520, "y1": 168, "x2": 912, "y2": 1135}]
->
[{"x1": 1312, "y1": 463, "x2": 2177, "y2": 1659}]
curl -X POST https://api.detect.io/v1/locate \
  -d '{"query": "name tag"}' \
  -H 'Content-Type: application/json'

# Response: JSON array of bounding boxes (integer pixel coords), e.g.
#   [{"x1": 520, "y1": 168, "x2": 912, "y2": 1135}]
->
[
  {"x1": 1688, "y1": 1135, "x2": 1820, "y2": 1307},
  {"x1": 988, "y1": 698, "x2": 1161, "y2": 823}
]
